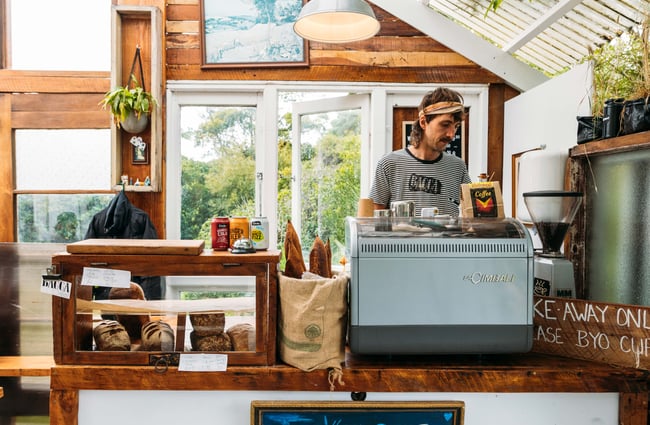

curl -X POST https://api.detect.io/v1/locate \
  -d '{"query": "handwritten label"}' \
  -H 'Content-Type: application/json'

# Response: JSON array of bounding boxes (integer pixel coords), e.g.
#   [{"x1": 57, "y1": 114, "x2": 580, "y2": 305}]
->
[
  {"x1": 178, "y1": 354, "x2": 228, "y2": 372},
  {"x1": 41, "y1": 277, "x2": 71, "y2": 299},
  {"x1": 80, "y1": 267, "x2": 131, "y2": 288},
  {"x1": 533, "y1": 296, "x2": 650, "y2": 369}
]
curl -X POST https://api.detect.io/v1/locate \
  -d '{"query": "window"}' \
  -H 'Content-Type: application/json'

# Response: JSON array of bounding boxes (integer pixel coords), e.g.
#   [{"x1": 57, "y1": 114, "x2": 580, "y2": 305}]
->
[
  {"x1": 9, "y1": 0, "x2": 111, "y2": 71},
  {"x1": 166, "y1": 83, "x2": 488, "y2": 267},
  {"x1": 14, "y1": 129, "x2": 114, "y2": 242}
]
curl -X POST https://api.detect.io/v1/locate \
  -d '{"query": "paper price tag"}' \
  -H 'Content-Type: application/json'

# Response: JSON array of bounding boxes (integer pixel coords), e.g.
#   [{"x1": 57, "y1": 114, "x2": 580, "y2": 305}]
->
[
  {"x1": 80, "y1": 267, "x2": 131, "y2": 288},
  {"x1": 41, "y1": 276, "x2": 72, "y2": 299},
  {"x1": 178, "y1": 354, "x2": 228, "y2": 372}
]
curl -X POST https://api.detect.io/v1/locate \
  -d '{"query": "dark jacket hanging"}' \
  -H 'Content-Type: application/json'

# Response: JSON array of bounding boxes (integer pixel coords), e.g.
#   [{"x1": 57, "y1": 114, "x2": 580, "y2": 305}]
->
[
  {"x1": 85, "y1": 190, "x2": 158, "y2": 240},
  {"x1": 85, "y1": 190, "x2": 162, "y2": 300}
]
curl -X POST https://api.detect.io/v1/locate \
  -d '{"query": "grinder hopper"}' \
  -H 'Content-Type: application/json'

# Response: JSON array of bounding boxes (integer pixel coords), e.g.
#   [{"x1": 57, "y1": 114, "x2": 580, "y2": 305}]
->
[{"x1": 523, "y1": 190, "x2": 583, "y2": 297}]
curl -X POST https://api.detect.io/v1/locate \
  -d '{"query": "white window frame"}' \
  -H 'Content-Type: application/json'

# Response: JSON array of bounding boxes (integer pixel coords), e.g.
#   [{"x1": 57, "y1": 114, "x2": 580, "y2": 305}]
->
[{"x1": 166, "y1": 81, "x2": 489, "y2": 250}]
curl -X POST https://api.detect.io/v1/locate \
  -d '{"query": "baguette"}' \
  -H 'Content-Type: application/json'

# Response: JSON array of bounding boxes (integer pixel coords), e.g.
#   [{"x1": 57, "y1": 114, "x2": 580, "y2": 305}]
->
[
  {"x1": 283, "y1": 220, "x2": 306, "y2": 278},
  {"x1": 309, "y1": 236, "x2": 331, "y2": 278}
]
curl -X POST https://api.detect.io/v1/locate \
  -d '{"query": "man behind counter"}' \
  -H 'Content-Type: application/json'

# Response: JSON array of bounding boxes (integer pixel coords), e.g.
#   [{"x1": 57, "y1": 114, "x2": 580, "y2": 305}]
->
[{"x1": 369, "y1": 87, "x2": 471, "y2": 217}]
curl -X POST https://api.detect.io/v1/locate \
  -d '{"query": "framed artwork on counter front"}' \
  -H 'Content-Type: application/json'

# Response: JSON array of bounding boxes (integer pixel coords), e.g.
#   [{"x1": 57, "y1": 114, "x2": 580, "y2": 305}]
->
[
  {"x1": 200, "y1": 0, "x2": 309, "y2": 68},
  {"x1": 251, "y1": 401, "x2": 465, "y2": 425}
]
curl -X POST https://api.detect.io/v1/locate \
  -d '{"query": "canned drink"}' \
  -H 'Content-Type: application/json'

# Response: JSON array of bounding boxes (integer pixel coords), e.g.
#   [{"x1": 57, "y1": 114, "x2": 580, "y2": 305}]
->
[
  {"x1": 229, "y1": 216, "x2": 250, "y2": 249},
  {"x1": 250, "y1": 217, "x2": 269, "y2": 250},
  {"x1": 211, "y1": 217, "x2": 230, "y2": 251}
]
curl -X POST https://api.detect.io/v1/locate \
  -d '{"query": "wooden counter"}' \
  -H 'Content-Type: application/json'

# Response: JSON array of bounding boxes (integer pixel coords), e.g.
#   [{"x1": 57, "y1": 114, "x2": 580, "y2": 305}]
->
[{"x1": 49, "y1": 352, "x2": 650, "y2": 425}]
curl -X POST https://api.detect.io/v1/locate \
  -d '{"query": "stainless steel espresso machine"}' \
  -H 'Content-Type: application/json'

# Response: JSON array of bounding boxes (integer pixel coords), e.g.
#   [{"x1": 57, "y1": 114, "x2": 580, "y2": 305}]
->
[
  {"x1": 522, "y1": 190, "x2": 583, "y2": 298},
  {"x1": 345, "y1": 216, "x2": 535, "y2": 355}
]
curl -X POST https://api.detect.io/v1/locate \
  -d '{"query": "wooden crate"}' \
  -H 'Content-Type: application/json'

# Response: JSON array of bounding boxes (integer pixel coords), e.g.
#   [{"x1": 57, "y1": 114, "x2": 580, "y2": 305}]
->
[{"x1": 51, "y1": 241, "x2": 279, "y2": 366}]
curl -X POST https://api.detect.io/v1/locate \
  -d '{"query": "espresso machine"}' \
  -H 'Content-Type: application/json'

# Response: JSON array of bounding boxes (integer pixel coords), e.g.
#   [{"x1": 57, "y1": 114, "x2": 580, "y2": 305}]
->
[{"x1": 523, "y1": 190, "x2": 583, "y2": 298}]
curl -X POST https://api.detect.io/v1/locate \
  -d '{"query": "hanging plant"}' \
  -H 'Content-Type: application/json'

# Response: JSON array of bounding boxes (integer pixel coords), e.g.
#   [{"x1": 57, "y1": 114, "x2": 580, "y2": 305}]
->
[
  {"x1": 99, "y1": 46, "x2": 157, "y2": 133},
  {"x1": 99, "y1": 76, "x2": 157, "y2": 128}
]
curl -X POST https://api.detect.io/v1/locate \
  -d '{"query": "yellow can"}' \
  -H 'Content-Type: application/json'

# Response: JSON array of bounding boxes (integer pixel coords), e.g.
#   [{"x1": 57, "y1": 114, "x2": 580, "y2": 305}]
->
[{"x1": 229, "y1": 216, "x2": 250, "y2": 249}]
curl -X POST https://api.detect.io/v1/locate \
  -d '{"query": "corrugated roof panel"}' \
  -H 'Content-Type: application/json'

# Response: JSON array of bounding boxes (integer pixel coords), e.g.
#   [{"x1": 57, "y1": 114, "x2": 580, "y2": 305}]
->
[{"x1": 426, "y1": 0, "x2": 648, "y2": 76}]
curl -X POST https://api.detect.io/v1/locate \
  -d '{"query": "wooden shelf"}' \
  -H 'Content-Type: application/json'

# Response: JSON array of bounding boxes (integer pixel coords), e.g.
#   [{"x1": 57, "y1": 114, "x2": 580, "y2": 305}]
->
[
  {"x1": 0, "y1": 356, "x2": 54, "y2": 377},
  {"x1": 110, "y1": 5, "x2": 162, "y2": 192},
  {"x1": 50, "y1": 352, "x2": 648, "y2": 393},
  {"x1": 570, "y1": 130, "x2": 650, "y2": 158}
]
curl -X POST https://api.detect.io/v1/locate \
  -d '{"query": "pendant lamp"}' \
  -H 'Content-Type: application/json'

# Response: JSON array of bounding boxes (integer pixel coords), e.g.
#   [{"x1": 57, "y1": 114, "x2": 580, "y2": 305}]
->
[{"x1": 293, "y1": 0, "x2": 380, "y2": 43}]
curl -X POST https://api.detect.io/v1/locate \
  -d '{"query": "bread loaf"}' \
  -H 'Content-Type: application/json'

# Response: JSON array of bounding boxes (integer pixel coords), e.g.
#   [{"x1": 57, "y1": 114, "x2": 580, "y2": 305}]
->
[
  {"x1": 109, "y1": 282, "x2": 150, "y2": 342},
  {"x1": 189, "y1": 312, "x2": 226, "y2": 336},
  {"x1": 325, "y1": 238, "x2": 332, "y2": 276},
  {"x1": 309, "y1": 236, "x2": 331, "y2": 278},
  {"x1": 93, "y1": 320, "x2": 131, "y2": 351},
  {"x1": 283, "y1": 220, "x2": 306, "y2": 278},
  {"x1": 141, "y1": 321, "x2": 175, "y2": 351},
  {"x1": 190, "y1": 331, "x2": 232, "y2": 352},
  {"x1": 227, "y1": 323, "x2": 255, "y2": 351}
]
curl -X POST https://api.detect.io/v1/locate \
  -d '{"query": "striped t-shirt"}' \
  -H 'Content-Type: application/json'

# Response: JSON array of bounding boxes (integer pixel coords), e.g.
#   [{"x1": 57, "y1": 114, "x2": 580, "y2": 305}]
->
[{"x1": 369, "y1": 148, "x2": 471, "y2": 217}]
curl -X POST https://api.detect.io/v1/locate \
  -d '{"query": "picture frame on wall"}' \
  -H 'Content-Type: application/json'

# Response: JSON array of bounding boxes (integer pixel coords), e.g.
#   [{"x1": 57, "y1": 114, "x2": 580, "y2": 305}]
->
[
  {"x1": 251, "y1": 400, "x2": 465, "y2": 425},
  {"x1": 200, "y1": 0, "x2": 309, "y2": 68},
  {"x1": 132, "y1": 141, "x2": 148, "y2": 165}
]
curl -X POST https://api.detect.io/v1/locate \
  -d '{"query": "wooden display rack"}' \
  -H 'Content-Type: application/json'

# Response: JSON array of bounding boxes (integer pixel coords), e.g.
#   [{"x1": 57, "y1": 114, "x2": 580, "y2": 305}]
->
[{"x1": 51, "y1": 241, "x2": 280, "y2": 367}]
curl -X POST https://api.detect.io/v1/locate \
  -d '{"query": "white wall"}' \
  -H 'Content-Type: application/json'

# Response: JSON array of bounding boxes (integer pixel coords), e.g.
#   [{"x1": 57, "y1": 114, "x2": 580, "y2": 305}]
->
[
  {"x1": 502, "y1": 62, "x2": 593, "y2": 217},
  {"x1": 79, "y1": 390, "x2": 618, "y2": 425}
]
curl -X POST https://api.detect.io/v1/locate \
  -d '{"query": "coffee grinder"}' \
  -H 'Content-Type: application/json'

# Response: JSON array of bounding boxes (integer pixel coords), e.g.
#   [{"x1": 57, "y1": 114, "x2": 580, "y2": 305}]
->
[{"x1": 523, "y1": 190, "x2": 583, "y2": 297}]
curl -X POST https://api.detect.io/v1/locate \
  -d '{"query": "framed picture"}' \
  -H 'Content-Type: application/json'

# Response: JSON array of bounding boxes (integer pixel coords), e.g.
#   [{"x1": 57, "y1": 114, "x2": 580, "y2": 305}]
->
[
  {"x1": 251, "y1": 401, "x2": 465, "y2": 425},
  {"x1": 200, "y1": 0, "x2": 309, "y2": 68},
  {"x1": 132, "y1": 141, "x2": 148, "y2": 164}
]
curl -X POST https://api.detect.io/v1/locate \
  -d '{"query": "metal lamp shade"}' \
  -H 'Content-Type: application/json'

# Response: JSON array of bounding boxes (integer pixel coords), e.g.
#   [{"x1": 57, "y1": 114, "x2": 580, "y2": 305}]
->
[{"x1": 293, "y1": 0, "x2": 380, "y2": 43}]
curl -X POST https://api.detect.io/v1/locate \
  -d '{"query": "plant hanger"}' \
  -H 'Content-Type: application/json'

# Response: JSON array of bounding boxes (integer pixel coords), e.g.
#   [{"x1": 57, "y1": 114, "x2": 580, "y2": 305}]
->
[{"x1": 127, "y1": 45, "x2": 146, "y2": 91}]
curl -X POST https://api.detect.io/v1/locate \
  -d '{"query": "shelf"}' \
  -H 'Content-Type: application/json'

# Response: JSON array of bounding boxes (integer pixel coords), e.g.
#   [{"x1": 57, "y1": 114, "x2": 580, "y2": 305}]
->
[
  {"x1": 110, "y1": 5, "x2": 162, "y2": 192},
  {"x1": 49, "y1": 352, "x2": 649, "y2": 393}
]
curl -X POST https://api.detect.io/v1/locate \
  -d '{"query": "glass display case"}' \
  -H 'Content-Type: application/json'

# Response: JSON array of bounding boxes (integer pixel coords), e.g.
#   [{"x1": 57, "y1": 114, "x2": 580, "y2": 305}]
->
[{"x1": 51, "y1": 240, "x2": 279, "y2": 366}]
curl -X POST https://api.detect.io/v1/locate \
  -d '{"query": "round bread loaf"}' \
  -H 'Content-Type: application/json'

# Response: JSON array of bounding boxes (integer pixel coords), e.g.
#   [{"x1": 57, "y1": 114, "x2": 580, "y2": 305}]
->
[
  {"x1": 190, "y1": 331, "x2": 232, "y2": 352},
  {"x1": 93, "y1": 320, "x2": 131, "y2": 351},
  {"x1": 189, "y1": 312, "x2": 226, "y2": 336},
  {"x1": 226, "y1": 323, "x2": 255, "y2": 351},
  {"x1": 109, "y1": 282, "x2": 150, "y2": 342},
  {"x1": 141, "y1": 320, "x2": 175, "y2": 351}
]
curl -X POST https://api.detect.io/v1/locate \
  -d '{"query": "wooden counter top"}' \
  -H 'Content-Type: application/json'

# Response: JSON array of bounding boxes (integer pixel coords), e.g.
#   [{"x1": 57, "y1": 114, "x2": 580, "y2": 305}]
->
[
  {"x1": 0, "y1": 356, "x2": 54, "y2": 377},
  {"x1": 50, "y1": 352, "x2": 649, "y2": 393}
]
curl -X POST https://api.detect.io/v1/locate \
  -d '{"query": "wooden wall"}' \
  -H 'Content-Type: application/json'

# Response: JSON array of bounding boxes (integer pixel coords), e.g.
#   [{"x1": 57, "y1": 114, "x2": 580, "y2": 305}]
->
[{"x1": 0, "y1": 0, "x2": 519, "y2": 242}]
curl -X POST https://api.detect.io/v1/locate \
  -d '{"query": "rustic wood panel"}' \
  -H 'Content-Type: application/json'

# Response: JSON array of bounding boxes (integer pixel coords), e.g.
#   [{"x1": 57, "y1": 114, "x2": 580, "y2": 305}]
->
[
  {"x1": 49, "y1": 352, "x2": 648, "y2": 393},
  {"x1": 620, "y1": 393, "x2": 649, "y2": 425},
  {"x1": 6, "y1": 90, "x2": 111, "y2": 132},
  {"x1": 487, "y1": 84, "x2": 506, "y2": 183},
  {"x1": 11, "y1": 93, "x2": 108, "y2": 112},
  {"x1": 0, "y1": 94, "x2": 13, "y2": 242},
  {"x1": 0, "y1": 70, "x2": 109, "y2": 93},
  {"x1": 12, "y1": 111, "x2": 109, "y2": 129},
  {"x1": 165, "y1": 64, "x2": 502, "y2": 84},
  {"x1": 310, "y1": 50, "x2": 473, "y2": 67},
  {"x1": 49, "y1": 389, "x2": 78, "y2": 425}
]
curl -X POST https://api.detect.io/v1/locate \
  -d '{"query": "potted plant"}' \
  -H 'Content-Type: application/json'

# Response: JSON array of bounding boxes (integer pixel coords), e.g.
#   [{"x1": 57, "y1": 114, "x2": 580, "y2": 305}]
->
[
  {"x1": 620, "y1": 14, "x2": 650, "y2": 135},
  {"x1": 585, "y1": 21, "x2": 646, "y2": 140},
  {"x1": 99, "y1": 74, "x2": 157, "y2": 134}
]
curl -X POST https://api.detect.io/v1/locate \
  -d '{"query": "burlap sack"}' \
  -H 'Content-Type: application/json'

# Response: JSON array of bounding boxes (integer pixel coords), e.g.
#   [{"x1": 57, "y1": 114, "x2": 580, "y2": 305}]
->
[{"x1": 278, "y1": 272, "x2": 349, "y2": 388}]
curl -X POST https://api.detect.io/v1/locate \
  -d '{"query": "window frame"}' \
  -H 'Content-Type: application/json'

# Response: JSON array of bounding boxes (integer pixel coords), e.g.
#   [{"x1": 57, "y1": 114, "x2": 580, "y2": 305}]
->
[{"x1": 165, "y1": 81, "x2": 489, "y2": 250}]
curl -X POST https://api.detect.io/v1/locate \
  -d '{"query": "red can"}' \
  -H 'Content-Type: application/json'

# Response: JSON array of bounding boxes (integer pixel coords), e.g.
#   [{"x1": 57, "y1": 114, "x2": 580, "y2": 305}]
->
[{"x1": 211, "y1": 217, "x2": 230, "y2": 251}]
